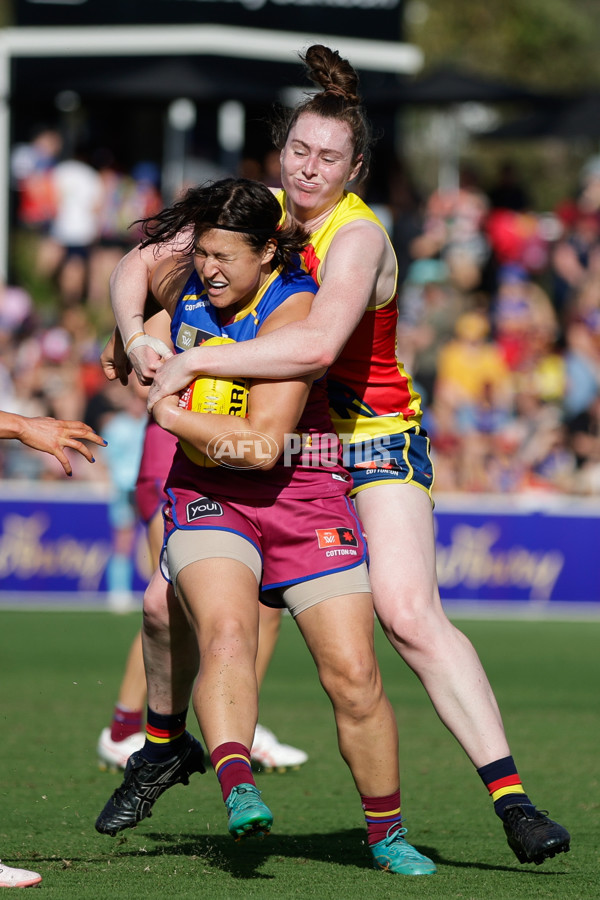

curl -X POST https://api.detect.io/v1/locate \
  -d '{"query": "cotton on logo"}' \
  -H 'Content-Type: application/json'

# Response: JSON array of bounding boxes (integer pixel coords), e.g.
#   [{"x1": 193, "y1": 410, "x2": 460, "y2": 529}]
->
[{"x1": 206, "y1": 430, "x2": 279, "y2": 469}]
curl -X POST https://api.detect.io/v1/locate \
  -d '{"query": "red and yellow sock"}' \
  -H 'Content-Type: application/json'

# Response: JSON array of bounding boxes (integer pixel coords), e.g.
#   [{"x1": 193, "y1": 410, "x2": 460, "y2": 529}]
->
[
  {"x1": 141, "y1": 707, "x2": 187, "y2": 762},
  {"x1": 211, "y1": 742, "x2": 254, "y2": 802},
  {"x1": 361, "y1": 789, "x2": 402, "y2": 846},
  {"x1": 477, "y1": 755, "x2": 532, "y2": 819}
]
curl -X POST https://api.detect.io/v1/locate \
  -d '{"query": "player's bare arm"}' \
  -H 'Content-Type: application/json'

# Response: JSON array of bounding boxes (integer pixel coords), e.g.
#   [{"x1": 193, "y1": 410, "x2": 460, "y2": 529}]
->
[
  {"x1": 147, "y1": 220, "x2": 390, "y2": 411},
  {"x1": 103, "y1": 243, "x2": 156, "y2": 381},
  {"x1": 105, "y1": 234, "x2": 193, "y2": 384},
  {"x1": 0, "y1": 411, "x2": 106, "y2": 477},
  {"x1": 152, "y1": 292, "x2": 318, "y2": 468},
  {"x1": 104, "y1": 242, "x2": 193, "y2": 385}
]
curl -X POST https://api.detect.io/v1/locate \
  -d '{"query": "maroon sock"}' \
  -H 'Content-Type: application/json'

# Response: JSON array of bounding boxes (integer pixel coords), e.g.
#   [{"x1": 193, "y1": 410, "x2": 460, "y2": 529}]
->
[
  {"x1": 361, "y1": 789, "x2": 402, "y2": 845},
  {"x1": 110, "y1": 704, "x2": 143, "y2": 742},
  {"x1": 211, "y1": 742, "x2": 254, "y2": 802}
]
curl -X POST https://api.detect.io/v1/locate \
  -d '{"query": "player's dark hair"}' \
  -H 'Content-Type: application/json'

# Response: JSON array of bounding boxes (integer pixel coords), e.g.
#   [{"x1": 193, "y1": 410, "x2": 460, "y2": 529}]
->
[
  {"x1": 271, "y1": 44, "x2": 373, "y2": 183},
  {"x1": 138, "y1": 178, "x2": 309, "y2": 272}
]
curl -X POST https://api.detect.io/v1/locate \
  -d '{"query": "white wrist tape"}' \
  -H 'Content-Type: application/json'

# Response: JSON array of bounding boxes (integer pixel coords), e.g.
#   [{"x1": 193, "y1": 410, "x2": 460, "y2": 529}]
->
[{"x1": 125, "y1": 334, "x2": 173, "y2": 360}]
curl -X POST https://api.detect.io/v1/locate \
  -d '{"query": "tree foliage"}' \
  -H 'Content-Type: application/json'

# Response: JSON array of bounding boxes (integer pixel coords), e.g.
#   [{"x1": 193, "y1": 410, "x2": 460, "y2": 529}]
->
[{"x1": 407, "y1": 0, "x2": 600, "y2": 90}]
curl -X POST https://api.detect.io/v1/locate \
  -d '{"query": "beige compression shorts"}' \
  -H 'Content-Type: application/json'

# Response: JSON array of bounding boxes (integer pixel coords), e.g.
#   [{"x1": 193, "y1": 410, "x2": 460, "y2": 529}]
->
[{"x1": 165, "y1": 528, "x2": 371, "y2": 618}]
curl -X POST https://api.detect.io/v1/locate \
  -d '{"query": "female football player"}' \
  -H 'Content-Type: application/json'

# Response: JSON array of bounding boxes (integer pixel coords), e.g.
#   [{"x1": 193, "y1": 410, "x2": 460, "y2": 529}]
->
[{"x1": 96, "y1": 177, "x2": 435, "y2": 874}]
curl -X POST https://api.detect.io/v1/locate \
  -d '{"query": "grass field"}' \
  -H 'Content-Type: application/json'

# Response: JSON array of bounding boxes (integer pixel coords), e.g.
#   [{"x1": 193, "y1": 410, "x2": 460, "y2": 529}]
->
[{"x1": 0, "y1": 610, "x2": 598, "y2": 899}]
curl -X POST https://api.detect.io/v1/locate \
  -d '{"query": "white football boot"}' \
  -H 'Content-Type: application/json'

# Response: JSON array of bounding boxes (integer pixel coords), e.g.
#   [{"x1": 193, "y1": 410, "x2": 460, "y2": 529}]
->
[
  {"x1": 97, "y1": 727, "x2": 145, "y2": 772},
  {"x1": 0, "y1": 860, "x2": 42, "y2": 888},
  {"x1": 250, "y1": 724, "x2": 308, "y2": 773}
]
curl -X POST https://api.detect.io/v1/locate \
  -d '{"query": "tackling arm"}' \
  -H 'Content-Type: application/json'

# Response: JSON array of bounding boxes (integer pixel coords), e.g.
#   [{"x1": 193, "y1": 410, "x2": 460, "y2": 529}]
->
[
  {"x1": 147, "y1": 221, "x2": 393, "y2": 410},
  {"x1": 152, "y1": 292, "x2": 320, "y2": 469},
  {"x1": 102, "y1": 240, "x2": 191, "y2": 385}
]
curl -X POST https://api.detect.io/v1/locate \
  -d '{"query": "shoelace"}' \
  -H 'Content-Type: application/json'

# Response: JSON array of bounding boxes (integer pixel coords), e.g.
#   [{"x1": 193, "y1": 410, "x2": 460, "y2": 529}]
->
[
  {"x1": 380, "y1": 824, "x2": 425, "y2": 859},
  {"x1": 507, "y1": 806, "x2": 546, "y2": 823},
  {"x1": 516, "y1": 810, "x2": 554, "y2": 830},
  {"x1": 228, "y1": 785, "x2": 261, "y2": 811}
]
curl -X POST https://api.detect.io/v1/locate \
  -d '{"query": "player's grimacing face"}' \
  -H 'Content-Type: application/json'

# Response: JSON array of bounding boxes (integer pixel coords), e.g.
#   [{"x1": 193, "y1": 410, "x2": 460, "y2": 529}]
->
[
  {"x1": 193, "y1": 230, "x2": 274, "y2": 312},
  {"x1": 280, "y1": 112, "x2": 362, "y2": 220}
]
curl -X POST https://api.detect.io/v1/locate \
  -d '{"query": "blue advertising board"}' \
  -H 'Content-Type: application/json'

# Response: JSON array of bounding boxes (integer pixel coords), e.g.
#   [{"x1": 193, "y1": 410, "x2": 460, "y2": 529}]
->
[
  {"x1": 0, "y1": 484, "x2": 598, "y2": 611},
  {"x1": 0, "y1": 483, "x2": 151, "y2": 607},
  {"x1": 434, "y1": 494, "x2": 600, "y2": 611}
]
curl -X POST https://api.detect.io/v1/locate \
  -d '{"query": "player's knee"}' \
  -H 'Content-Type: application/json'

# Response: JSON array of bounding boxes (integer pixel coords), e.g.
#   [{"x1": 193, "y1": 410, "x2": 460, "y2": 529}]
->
[
  {"x1": 142, "y1": 579, "x2": 173, "y2": 639},
  {"x1": 320, "y1": 651, "x2": 381, "y2": 718},
  {"x1": 379, "y1": 595, "x2": 451, "y2": 654},
  {"x1": 202, "y1": 618, "x2": 256, "y2": 662}
]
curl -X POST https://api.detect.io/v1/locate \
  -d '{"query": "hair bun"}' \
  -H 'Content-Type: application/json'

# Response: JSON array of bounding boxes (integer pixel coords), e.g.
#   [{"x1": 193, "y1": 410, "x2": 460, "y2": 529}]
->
[{"x1": 302, "y1": 44, "x2": 360, "y2": 103}]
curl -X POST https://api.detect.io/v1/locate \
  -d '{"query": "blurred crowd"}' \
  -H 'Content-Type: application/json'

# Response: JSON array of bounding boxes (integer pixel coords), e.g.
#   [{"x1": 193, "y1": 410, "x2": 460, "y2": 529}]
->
[
  {"x1": 2, "y1": 127, "x2": 160, "y2": 482},
  {"x1": 392, "y1": 156, "x2": 600, "y2": 495},
  {"x1": 2, "y1": 126, "x2": 600, "y2": 496}
]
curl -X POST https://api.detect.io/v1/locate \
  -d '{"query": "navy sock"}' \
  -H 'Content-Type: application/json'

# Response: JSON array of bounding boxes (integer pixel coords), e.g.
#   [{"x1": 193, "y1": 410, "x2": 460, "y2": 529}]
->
[
  {"x1": 477, "y1": 756, "x2": 533, "y2": 819},
  {"x1": 141, "y1": 707, "x2": 188, "y2": 763}
]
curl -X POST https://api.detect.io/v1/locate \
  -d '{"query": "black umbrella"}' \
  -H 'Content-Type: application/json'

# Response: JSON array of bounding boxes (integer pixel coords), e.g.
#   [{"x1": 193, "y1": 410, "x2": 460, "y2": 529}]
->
[
  {"x1": 479, "y1": 91, "x2": 600, "y2": 140},
  {"x1": 363, "y1": 63, "x2": 549, "y2": 107}
]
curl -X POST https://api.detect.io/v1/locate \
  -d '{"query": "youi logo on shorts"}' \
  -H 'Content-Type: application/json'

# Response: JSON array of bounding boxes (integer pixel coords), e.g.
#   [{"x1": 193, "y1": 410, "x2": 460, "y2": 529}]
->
[{"x1": 186, "y1": 497, "x2": 224, "y2": 522}]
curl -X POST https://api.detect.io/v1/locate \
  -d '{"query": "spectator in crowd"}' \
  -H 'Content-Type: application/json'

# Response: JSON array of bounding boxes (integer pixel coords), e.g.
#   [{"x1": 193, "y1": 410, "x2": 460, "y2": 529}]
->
[
  {"x1": 11, "y1": 127, "x2": 62, "y2": 233},
  {"x1": 87, "y1": 155, "x2": 164, "y2": 327},
  {"x1": 396, "y1": 257, "x2": 467, "y2": 405},
  {"x1": 567, "y1": 394, "x2": 600, "y2": 494},
  {"x1": 423, "y1": 163, "x2": 491, "y2": 292},
  {"x1": 434, "y1": 308, "x2": 513, "y2": 432},
  {"x1": 388, "y1": 161, "x2": 431, "y2": 289},
  {"x1": 46, "y1": 144, "x2": 104, "y2": 308},
  {"x1": 552, "y1": 210, "x2": 600, "y2": 317},
  {"x1": 96, "y1": 379, "x2": 148, "y2": 612},
  {"x1": 492, "y1": 264, "x2": 563, "y2": 397},
  {"x1": 488, "y1": 160, "x2": 531, "y2": 213},
  {"x1": 563, "y1": 313, "x2": 600, "y2": 423},
  {"x1": 551, "y1": 157, "x2": 600, "y2": 318},
  {"x1": 0, "y1": 277, "x2": 106, "y2": 480}
]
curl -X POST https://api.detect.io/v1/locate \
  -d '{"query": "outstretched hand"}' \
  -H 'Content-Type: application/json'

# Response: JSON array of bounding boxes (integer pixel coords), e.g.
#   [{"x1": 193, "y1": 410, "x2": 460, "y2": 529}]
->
[{"x1": 16, "y1": 416, "x2": 107, "y2": 476}]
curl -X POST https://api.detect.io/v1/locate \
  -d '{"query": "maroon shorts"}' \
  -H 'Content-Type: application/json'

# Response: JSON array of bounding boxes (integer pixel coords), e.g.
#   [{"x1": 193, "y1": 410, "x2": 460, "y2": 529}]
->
[
  {"x1": 163, "y1": 484, "x2": 368, "y2": 592},
  {"x1": 135, "y1": 420, "x2": 178, "y2": 525}
]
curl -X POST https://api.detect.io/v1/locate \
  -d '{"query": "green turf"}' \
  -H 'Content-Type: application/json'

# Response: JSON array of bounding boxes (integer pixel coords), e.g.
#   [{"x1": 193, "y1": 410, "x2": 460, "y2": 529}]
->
[{"x1": 0, "y1": 610, "x2": 597, "y2": 899}]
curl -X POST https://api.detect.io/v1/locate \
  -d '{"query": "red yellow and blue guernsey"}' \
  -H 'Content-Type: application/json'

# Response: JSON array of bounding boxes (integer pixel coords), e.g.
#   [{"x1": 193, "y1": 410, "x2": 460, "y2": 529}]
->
[
  {"x1": 278, "y1": 190, "x2": 423, "y2": 443},
  {"x1": 278, "y1": 191, "x2": 433, "y2": 498}
]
